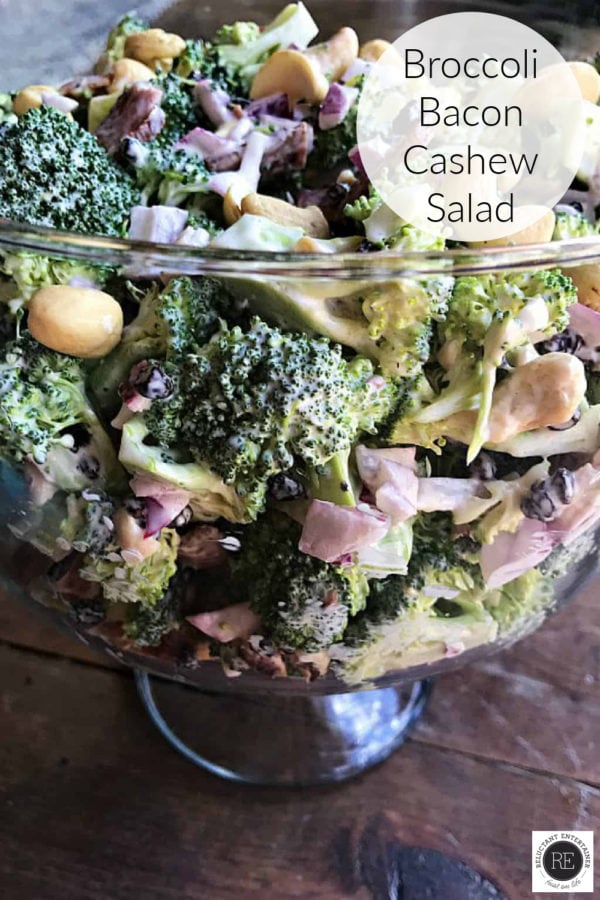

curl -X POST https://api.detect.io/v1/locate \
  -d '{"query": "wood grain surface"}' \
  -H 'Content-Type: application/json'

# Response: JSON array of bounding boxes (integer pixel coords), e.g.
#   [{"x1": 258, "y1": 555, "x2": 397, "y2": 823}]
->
[
  {"x1": 1, "y1": 1, "x2": 600, "y2": 897},
  {"x1": 2, "y1": 578, "x2": 599, "y2": 899},
  {"x1": 1, "y1": 641, "x2": 598, "y2": 900}
]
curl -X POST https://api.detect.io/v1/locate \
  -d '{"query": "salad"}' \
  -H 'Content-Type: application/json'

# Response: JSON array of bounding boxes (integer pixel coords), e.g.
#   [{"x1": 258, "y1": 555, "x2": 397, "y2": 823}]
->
[{"x1": 2, "y1": 5, "x2": 600, "y2": 684}]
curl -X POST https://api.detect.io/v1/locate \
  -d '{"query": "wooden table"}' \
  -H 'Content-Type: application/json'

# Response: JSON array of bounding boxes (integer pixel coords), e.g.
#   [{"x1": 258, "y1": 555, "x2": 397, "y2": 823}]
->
[{"x1": 1, "y1": 577, "x2": 598, "y2": 899}]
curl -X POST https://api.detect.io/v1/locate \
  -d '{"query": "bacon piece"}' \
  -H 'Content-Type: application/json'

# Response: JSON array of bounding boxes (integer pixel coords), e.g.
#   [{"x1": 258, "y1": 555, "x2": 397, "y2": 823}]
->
[
  {"x1": 96, "y1": 84, "x2": 165, "y2": 155},
  {"x1": 178, "y1": 525, "x2": 228, "y2": 570}
]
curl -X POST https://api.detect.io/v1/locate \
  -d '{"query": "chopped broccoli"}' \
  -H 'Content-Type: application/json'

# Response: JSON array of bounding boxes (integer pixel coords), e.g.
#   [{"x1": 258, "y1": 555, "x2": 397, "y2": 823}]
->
[
  {"x1": 119, "y1": 416, "x2": 253, "y2": 523},
  {"x1": 59, "y1": 493, "x2": 116, "y2": 554},
  {"x1": 395, "y1": 511, "x2": 481, "y2": 596},
  {"x1": 358, "y1": 275, "x2": 452, "y2": 377},
  {"x1": 88, "y1": 276, "x2": 237, "y2": 415},
  {"x1": 0, "y1": 107, "x2": 139, "y2": 236},
  {"x1": 102, "y1": 12, "x2": 148, "y2": 66},
  {"x1": 346, "y1": 191, "x2": 445, "y2": 252},
  {"x1": 123, "y1": 74, "x2": 206, "y2": 204},
  {"x1": 346, "y1": 513, "x2": 481, "y2": 634},
  {"x1": 310, "y1": 101, "x2": 358, "y2": 172},
  {"x1": 153, "y1": 273, "x2": 235, "y2": 355},
  {"x1": 186, "y1": 207, "x2": 222, "y2": 239},
  {"x1": 553, "y1": 209, "x2": 597, "y2": 240},
  {"x1": 224, "y1": 266, "x2": 450, "y2": 378},
  {"x1": 213, "y1": 4, "x2": 319, "y2": 94},
  {"x1": 152, "y1": 73, "x2": 199, "y2": 147},
  {"x1": 80, "y1": 528, "x2": 179, "y2": 607},
  {"x1": 337, "y1": 513, "x2": 504, "y2": 681},
  {"x1": 393, "y1": 270, "x2": 577, "y2": 460},
  {"x1": 0, "y1": 334, "x2": 125, "y2": 491},
  {"x1": 174, "y1": 39, "x2": 212, "y2": 79},
  {"x1": 155, "y1": 276, "x2": 238, "y2": 356},
  {"x1": 123, "y1": 572, "x2": 185, "y2": 645},
  {"x1": 445, "y1": 270, "x2": 576, "y2": 348},
  {"x1": 484, "y1": 567, "x2": 551, "y2": 634},
  {"x1": 0, "y1": 251, "x2": 111, "y2": 302},
  {"x1": 0, "y1": 93, "x2": 16, "y2": 128},
  {"x1": 344, "y1": 190, "x2": 381, "y2": 224},
  {"x1": 214, "y1": 21, "x2": 261, "y2": 46},
  {"x1": 143, "y1": 318, "x2": 399, "y2": 515},
  {"x1": 131, "y1": 142, "x2": 210, "y2": 207},
  {"x1": 232, "y1": 513, "x2": 368, "y2": 651}
]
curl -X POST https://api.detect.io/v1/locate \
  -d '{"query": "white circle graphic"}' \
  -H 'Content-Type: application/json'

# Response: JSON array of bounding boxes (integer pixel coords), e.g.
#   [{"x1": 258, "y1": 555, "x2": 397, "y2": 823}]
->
[{"x1": 356, "y1": 12, "x2": 586, "y2": 241}]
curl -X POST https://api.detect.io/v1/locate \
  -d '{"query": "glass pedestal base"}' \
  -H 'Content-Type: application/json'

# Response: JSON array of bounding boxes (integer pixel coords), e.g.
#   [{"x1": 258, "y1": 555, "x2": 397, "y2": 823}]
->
[{"x1": 135, "y1": 671, "x2": 432, "y2": 786}]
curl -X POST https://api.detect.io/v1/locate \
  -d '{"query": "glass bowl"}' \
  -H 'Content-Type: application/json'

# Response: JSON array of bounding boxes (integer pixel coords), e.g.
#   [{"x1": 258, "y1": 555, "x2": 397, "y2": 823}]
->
[{"x1": 2, "y1": 0, "x2": 600, "y2": 784}]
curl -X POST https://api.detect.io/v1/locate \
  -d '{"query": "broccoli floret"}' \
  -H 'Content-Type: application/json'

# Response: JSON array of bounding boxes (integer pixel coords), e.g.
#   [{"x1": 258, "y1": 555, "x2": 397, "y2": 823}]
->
[
  {"x1": 123, "y1": 573, "x2": 184, "y2": 646},
  {"x1": 553, "y1": 209, "x2": 597, "y2": 240},
  {"x1": 144, "y1": 318, "x2": 399, "y2": 516},
  {"x1": 0, "y1": 107, "x2": 139, "y2": 236},
  {"x1": 125, "y1": 75, "x2": 205, "y2": 203},
  {"x1": 103, "y1": 11, "x2": 148, "y2": 65},
  {"x1": 132, "y1": 142, "x2": 210, "y2": 207},
  {"x1": 484, "y1": 567, "x2": 551, "y2": 634},
  {"x1": 225, "y1": 266, "x2": 450, "y2": 378},
  {"x1": 358, "y1": 275, "x2": 452, "y2": 377},
  {"x1": 152, "y1": 73, "x2": 199, "y2": 147},
  {"x1": 60, "y1": 493, "x2": 116, "y2": 554},
  {"x1": 213, "y1": 4, "x2": 318, "y2": 95},
  {"x1": 80, "y1": 528, "x2": 179, "y2": 607},
  {"x1": 174, "y1": 39, "x2": 212, "y2": 79},
  {"x1": 394, "y1": 270, "x2": 578, "y2": 460},
  {"x1": 88, "y1": 276, "x2": 236, "y2": 415},
  {"x1": 0, "y1": 334, "x2": 125, "y2": 491},
  {"x1": 121, "y1": 275, "x2": 235, "y2": 359},
  {"x1": 186, "y1": 208, "x2": 222, "y2": 239},
  {"x1": 310, "y1": 102, "x2": 358, "y2": 172},
  {"x1": 344, "y1": 189, "x2": 381, "y2": 224},
  {"x1": 119, "y1": 416, "x2": 253, "y2": 523},
  {"x1": 445, "y1": 271, "x2": 576, "y2": 346},
  {"x1": 0, "y1": 93, "x2": 16, "y2": 128},
  {"x1": 339, "y1": 514, "x2": 498, "y2": 679},
  {"x1": 157, "y1": 275, "x2": 237, "y2": 356},
  {"x1": 232, "y1": 513, "x2": 368, "y2": 651},
  {"x1": 346, "y1": 512, "x2": 481, "y2": 640},
  {"x1": 0, "y1": 251, "x2": 111, "y2": 302},
  {"x1": 214, "y1": 21, "x2": 261, "y2": 46}
]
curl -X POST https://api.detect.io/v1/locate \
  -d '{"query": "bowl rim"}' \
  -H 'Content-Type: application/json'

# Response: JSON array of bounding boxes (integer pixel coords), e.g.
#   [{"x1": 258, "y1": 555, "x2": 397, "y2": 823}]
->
[{"x1": 2, "y1": 218, "x2": 600, "y2": 280}]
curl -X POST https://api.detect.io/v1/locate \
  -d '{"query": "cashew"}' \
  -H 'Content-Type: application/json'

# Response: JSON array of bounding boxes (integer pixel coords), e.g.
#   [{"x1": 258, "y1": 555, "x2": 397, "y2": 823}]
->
[
  {"x1": 250, "y1": 49, "x2": 329, "y2": 105},
  {"x1": 294, "y1": 235, "x2": 362, "y2": 253},
  {"x1": 109, "y1": 58, "x2": 155, "y2": 93},
  {"x1": 565, "y1": 263, "x2": 600, "y2": 312},
  {"x1": 469, "y1": 209, "x2": 555, "y2": 247},
  {"x1": 359, "y1": 39, "x2": 392, "y2": 62},
  {"x1": 124, "y1": 28, "x2": 186, "y2": 72},
  {"x1": 223, "y1": 185, "x2": 244, "y2": 226},
  {"x1": 569, "y1": 61, "x2": 600, "y2": 103},
  {"x1": 305, "y1": 27, "x2": 359, "y2": 82},
  {"x1": 250, "y1": 29, "x2": 358, "y2": 104},
  {"x1": 487, "y1": 353, "x2": 586, "y2": 443},
  {"x1": 13, "y1": 85, "x2": 58, "y2": 116},
  {"x1": 28, "y1": 286, "x2": 123, "y2": 359},
  {"x1": 113, "y1": 508, "x2": 160, "y2": 561},
  {"x1": 442, "y1": 353, "x2": 586, "y2": 445},
  {"x1": 241, "y1": 193, "x2": 329, "y2": 238}
]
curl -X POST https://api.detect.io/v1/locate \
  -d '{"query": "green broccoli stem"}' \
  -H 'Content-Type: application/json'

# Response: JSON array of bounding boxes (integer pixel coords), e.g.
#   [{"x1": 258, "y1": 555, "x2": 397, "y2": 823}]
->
[{"x1": 305, "y1": 448, "x2": 357, "y2": 506}]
